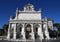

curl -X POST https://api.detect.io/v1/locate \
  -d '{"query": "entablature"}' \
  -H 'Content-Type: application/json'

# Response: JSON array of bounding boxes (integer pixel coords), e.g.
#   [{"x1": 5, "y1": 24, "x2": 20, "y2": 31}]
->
[{"x1": 9, "y1": 20, "x2": 48, "y2": 24}]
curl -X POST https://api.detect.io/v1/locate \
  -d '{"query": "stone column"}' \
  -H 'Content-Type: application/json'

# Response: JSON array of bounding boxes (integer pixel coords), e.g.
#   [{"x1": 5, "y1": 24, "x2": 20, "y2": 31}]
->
[
  {"x1": 13, "y1": 23, "x2": 16, "y2": 40},
  {"x1": 7, "y1": 23, "x2": 11, "y2": 40},
  {"x1": 21, "y1": 24, "x2": 26, "y2": 40},
  {"x1": 44, "y1": 17, "x2": 50, "y2": 40},
  {"x1": 31, "y1": 24, "x2": 35, "y2": 40},
  {"x1": 45, "y1": 23, "x2": 50, "y2": 40},
  {"x1": 7, "y1": 23, "x2": 11, "y2": 39},
  {"x1": 38, "y1": 24, "x2": 44, "y2": 41}
]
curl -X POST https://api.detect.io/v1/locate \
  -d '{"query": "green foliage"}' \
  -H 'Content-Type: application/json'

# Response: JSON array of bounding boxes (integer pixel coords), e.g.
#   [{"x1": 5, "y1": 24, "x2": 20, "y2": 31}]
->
[
  {"x1": 0, "y1": 29, "x2": 4, "y2": 36},
  {"x1": 54, "y1": 23, "x2": 60, "y2": 31},
  {"x1": 0, "y1": 24, "x2": 8, "y2": 36},
  {"x1": 2, "y1": 24, "x2": 8, "y2": 36},
  {"x1": 53, "y1": 23, "x2": 60, "y2": 37}
]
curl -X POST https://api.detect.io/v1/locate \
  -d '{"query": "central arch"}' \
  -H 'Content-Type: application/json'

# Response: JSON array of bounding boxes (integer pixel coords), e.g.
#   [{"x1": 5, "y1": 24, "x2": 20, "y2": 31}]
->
[
  {"x1": 25, "y1": 24, "x2": 32, "y2": 39},
  {"x1": 34, "y1": 24, "x2": 39, "y2": 39}
]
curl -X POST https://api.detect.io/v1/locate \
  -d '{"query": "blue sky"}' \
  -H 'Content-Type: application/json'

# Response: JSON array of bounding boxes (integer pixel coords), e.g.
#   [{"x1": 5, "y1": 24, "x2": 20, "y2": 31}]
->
[{"x1": 0, "y1": 0, "x2": 60, "y2": 28}]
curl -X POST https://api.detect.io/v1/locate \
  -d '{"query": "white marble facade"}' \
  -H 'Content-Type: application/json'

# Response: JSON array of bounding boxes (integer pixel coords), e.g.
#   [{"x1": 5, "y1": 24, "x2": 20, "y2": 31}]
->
[{"x1": 7, "y1": 3, "x2": 53, "y2": 41}]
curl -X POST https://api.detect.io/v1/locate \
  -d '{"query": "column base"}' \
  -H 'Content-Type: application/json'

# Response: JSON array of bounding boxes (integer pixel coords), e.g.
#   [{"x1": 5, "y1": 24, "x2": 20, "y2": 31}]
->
[
  {"x1": 13, "y1": 33, "x2": 16, "y2": 40},
  {"x1": 21, "y1": 32, "x2": 26, "y2": 40},
  {"x1": 30, "y1": 32, "x2": 35, "y2": 40},
  {"x1": 38, "y1": 33, "x2": 44, "y2": 41},
  {"x1": 7, "y1": 34, "x2": 10, "y2": 40},
  {"x1": 45, "y1": 32, "x2": 50, "y2": 40}
]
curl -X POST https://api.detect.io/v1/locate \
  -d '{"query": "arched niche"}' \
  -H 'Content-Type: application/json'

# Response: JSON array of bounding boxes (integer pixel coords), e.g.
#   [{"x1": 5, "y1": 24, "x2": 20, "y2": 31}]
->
[
  {"x1": 25, "y1": 24, "x2": 32, "y2": 39},
  {"x1": 34, "y1": 24, "x2": 39, "y2": 32},
  {"x1": 16, "y1": 24, "x2": 23, "y2": 39},
  {"x1": 34, "y1": 24, "x2": 39, "y2": 39},
  {"x1": 25, "y1": 24, "x2": 31, "y2": 32}
]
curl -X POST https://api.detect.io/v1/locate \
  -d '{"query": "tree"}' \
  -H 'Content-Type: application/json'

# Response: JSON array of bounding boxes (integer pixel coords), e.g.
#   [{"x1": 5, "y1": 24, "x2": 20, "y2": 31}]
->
[
  {"x1": 53, "y1": 23, "x2": 60, "y2": 37},
  {"x1": 54, "y1": 23, "x2": 60, "y2": 31},
  {"x1": 0, "y1": 29, "x2": 4, "y2": 36},
  {"x1": 2, "y1": 24, "x2": 8, "y2": 36}
]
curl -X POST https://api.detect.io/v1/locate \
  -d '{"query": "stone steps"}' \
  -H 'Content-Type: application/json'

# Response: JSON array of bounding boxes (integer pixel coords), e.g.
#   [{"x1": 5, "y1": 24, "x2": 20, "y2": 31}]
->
[
  {"x1": 1, "y1": 39, "x2": 59, "y2": 42},
  {"x1": 0, "y1": 40, "x2": 59, "y2": 42}
]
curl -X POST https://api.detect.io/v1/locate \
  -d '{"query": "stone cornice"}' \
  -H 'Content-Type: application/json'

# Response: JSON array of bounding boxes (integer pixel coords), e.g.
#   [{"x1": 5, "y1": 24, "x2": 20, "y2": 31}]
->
[
  {"x1": 18, "y1": 11, "x2": 41, "y2": 14},
  {"x1": 9, "y1": 20, "x2": 47, "y2": 24},
  {"x1": 9, "y1": 20, "x2": 41, "y2": 23}
]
